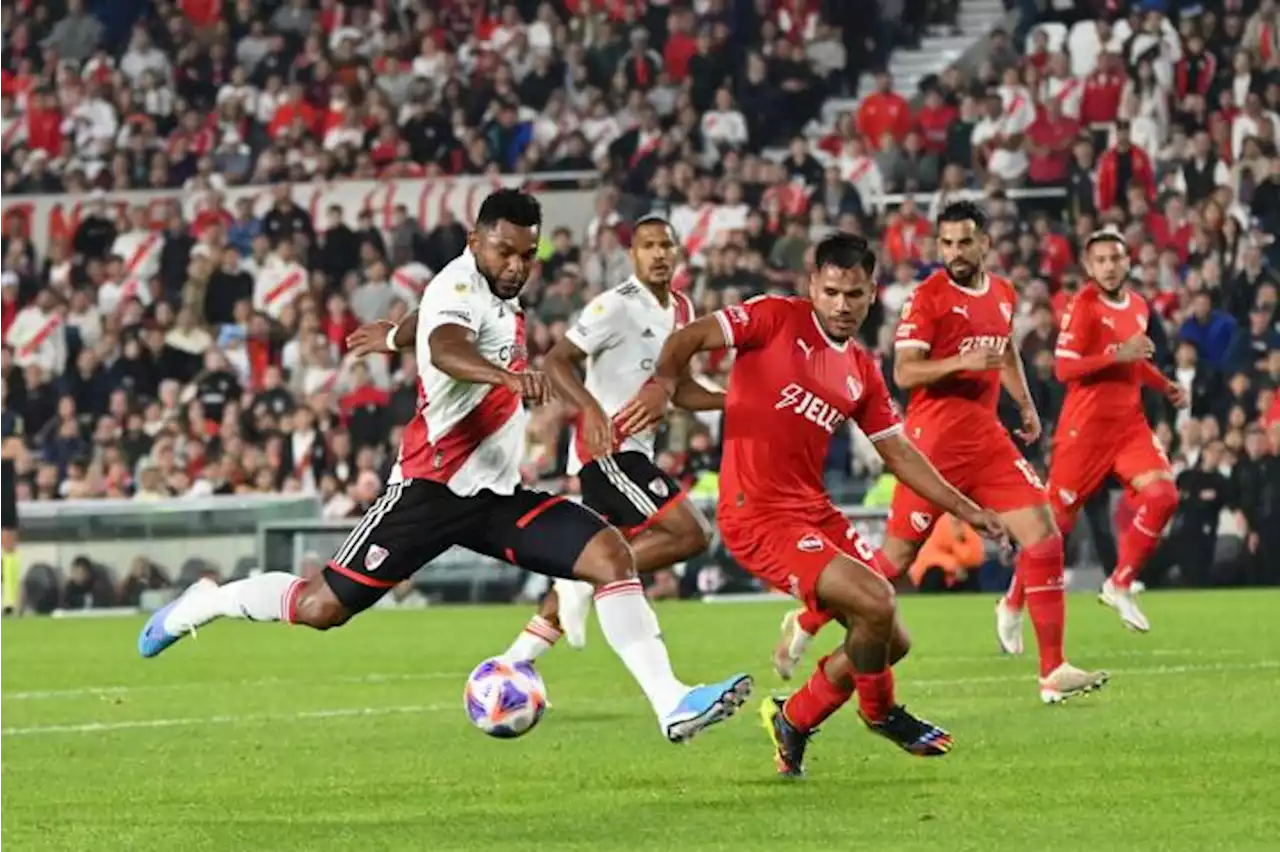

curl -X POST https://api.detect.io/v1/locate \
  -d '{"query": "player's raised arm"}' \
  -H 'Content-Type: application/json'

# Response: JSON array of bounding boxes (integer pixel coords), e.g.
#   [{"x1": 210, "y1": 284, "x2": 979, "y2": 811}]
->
[
  {"x1": 893, "y1": 290, "x2": 1002, "y2": 389},
  {"x1": 874, "y1": 432, "x2": 1006, "y2": 542},
  {"x1": 1000, "y1": 337, "x2": 1042, "y2": 443},
  {"x1": 430, "y1": 324, "x2": 548, "y2": 403},
  {"x1": 347, "y1": 310, "x2": 419, "y2": 356},
  {"x1": 671, "y1": 372, "x2": 725, "y2": 411},
  {"x1": 615, "y1": 314, "x2": 730, "y2": 435}
]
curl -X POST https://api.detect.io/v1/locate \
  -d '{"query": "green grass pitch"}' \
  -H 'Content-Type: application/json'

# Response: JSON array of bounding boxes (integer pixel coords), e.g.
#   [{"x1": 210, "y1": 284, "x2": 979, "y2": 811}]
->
[{"x1": 3, "y1": 591, "x2": 1279, "y2": 851}]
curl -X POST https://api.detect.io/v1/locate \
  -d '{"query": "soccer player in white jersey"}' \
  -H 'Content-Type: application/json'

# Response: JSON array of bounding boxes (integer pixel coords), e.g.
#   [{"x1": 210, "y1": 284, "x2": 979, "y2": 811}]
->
[
  {"x1": 138, "y1": 190, "x2": 753, "y2": 744},
  {"x1": 502, "y1": 216, "x2": 725, "y2": 660}
]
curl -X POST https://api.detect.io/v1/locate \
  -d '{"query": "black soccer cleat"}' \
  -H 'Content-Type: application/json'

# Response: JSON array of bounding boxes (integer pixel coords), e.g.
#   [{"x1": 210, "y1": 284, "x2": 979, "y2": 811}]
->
[
  {"x1": 760, "y1": 696, "x2": 814, "y2": 778},
  {"x1": 861, "y1": 705, "x2": 953, "y2": 757}
]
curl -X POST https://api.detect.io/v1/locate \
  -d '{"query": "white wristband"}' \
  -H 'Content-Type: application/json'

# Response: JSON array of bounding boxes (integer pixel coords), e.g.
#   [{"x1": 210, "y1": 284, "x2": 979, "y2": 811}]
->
[{"x1": 384, "y1": 325, "x2": 399, "y2": 352}]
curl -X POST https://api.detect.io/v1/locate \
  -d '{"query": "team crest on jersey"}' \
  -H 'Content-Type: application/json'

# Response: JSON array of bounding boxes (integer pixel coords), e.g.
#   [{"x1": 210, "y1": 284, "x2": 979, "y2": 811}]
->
[
  {"x1": 649, "y1": 477, "x2": 669, "y2": 498},
  {"x1": 797, "y1": 534, "x2": 825, "y2": 553},
  {"x1": 999, "y1": 302, "x2": 1013, "y2": 323},
  {"x1": 433, "y1": 450, "x2": 445, "y2": 470},
  {"x1": 365, "y1": 544, "x2": 389, "y2": 572},
  {"x1": 910, "y1": 512, "x2": 932, "y2": 533},
  {"x1": 725, "y1": 304, "x2": 749, "y2": 324},
  {"x1": 1058, "y1": 488, "x2": 1078, "y2": 506},
  {"x1": 454, "y1": 282, "x2": 469, "y2": 294},
  {"x1": 846, "y1": 376, "x2": 863, "y2": 401}
]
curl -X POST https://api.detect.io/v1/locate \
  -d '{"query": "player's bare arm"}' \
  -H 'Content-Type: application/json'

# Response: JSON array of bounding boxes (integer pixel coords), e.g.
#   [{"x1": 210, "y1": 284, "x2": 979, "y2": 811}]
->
[
  {"x1": 671, "y1": 372, "x2": 725, "y2": 411},
  {"x1": 875, "y1": 432, "x2": 1006, "y2": 542},
  {"x1": 347, "y1": 309, "x2": 419, "y2": 356},
  {"x1": 1000, "y1": 339, "x2": 1042, "y2": 444},
  {"x1": 616, "y1": 315, "x2": 727, "y2": 435},
  {"x1": 545, "y1": 336, "x2": 613, "y2": 459},
  {"x1": 893, "y1": 344, "x2": 1003, "y2": 390},
  {"x1": 431, "y1": 323, "x2": 550, "y2": 404}
]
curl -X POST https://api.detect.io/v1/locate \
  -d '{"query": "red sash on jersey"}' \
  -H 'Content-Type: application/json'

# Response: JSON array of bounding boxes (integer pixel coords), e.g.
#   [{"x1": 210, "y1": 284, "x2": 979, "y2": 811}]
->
[
  {"x1": 683, "y1": 205, "x2": 716, "y2": 258},
  {"x1": 392, "y1": 269, "x2": 425, "y2": 295},
  {"x1": 845, "y1": 156, "x2": 874, "y2": 184},
  {"x1": 18, "y1": 313, "x2": 62, "y2": 357},
  {"x1": 263, "y1": 270, "x2": 305, "y2": 308},
  {"x1": 1, "y1": 119, "x2": 22, "y2": 151}
]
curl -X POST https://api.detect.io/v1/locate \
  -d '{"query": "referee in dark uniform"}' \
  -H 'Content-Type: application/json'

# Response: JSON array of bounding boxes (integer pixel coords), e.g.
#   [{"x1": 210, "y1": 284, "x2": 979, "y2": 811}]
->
[{"x1": 2, "y1": 403, "x2": 23, "y2": 615}]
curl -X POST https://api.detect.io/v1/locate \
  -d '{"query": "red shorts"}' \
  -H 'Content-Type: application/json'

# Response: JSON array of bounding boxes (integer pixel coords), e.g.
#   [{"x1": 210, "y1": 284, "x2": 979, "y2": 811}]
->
[
  {"x1": 718, "y1": 504, "x2": 894, "y2": 612},
  {"x1": 887, "y1": 426, "x2": 1045, "y2": 542},
  {"x1": 1047, "y1": 419, "x2": 1171, "y2": 519}
]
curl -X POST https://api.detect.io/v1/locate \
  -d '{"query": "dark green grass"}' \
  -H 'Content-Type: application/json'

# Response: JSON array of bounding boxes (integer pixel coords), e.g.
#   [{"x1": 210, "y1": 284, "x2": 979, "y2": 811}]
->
[{"x1": 3, "y1": 591, "x2": 1279, "y2": 851}]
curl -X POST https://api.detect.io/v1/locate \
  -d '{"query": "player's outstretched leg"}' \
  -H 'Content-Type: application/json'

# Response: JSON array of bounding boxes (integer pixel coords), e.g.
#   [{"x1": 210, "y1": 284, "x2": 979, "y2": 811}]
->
[
  {"x1": 504, "y1": 498, "x2": 712, "y2": 659},
  {"x1": 809, "y1": 553, "x2": 950, "y2": 757},
  {"x1": 504, "y1": 588, "x2": 565, "y2": 662},
  {"x1": 1101, "y1": 478, "x2": 1175, "y2": 632},
  {"x1": 570, "y1": 527, "x2": 752, "y2": 743},
  {"x1": 138, "y1": 571, "x2": 348, "y2": 658},
  {"x1": 1003, "y1": 505, "x2": 1109, "y2": 704},
  {"x1": 763, "y1": 619, "x2": 911, "y2": 776}
]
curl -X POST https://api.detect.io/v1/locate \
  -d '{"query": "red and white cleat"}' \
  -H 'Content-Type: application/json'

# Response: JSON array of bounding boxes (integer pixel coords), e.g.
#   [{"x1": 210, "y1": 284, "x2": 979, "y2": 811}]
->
[{"x1": 1099, "y1": 578, "x2": 1151, "y2": 632}]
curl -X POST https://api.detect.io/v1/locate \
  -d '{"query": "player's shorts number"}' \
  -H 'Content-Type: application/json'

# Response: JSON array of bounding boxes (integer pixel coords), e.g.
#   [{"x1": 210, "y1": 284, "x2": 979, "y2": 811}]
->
[
  {"x1": 1014, "y1": 459, "x2": 1045, "y2": 490},
  {"x1": 844, "y1": 525, "x2": 876, "y2": 563}
]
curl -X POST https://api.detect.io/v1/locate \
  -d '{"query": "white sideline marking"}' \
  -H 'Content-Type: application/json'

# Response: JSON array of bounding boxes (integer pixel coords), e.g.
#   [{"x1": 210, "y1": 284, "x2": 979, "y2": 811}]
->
[
  {"x1": 0, "y1": 648, "x2": 1243, "y2": 702},
  {"x1": 4, "y1": 660, "x2": 1275, "y2": 738}
]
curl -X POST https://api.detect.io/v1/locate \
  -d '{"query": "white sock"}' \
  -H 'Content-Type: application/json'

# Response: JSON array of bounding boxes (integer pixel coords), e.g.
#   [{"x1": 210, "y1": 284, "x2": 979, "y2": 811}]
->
[
  {"x1": 788, "y1": 628, "x2": 814, "y2": 660},
  {"x1": 593, "y1": 578, "x2": 688, "y2": 717},
  {"x1": 505, "y1": 615, "x2": 561, "y2": 662},
  {"x1": 164, "y1": 573, "x2": 302, "y2": 633}
]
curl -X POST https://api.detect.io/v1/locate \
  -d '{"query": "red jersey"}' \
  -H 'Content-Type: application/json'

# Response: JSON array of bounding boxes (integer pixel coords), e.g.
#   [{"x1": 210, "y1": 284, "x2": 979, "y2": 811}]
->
[
  {"x1": 894, "y1": 271, "x2": 1017, "y2": 444},
  {"x1": 715, "y1": 296, "x2": 902, "y2": 513},
  {"x1": 1054, "y1": 285, "x2": 1155, "y2": 428}
]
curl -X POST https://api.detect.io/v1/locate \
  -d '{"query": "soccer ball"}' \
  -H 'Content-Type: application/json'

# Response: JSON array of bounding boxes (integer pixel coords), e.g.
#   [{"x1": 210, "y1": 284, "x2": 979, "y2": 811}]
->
[{"x1": 464, "y1": 658, "x2": 548, "y2": 738}]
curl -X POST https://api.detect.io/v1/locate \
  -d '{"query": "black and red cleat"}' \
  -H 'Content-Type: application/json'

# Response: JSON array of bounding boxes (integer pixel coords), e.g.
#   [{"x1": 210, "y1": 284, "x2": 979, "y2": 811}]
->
[
  {"x1": 760, "y1": 696, "x2": 814, "y2": 778},
  {"x1": 861, "y1": 705, "x2": 953, "y2": 757}
]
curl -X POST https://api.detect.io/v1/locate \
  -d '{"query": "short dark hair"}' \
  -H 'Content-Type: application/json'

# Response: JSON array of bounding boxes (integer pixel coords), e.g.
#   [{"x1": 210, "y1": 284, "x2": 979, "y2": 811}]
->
[
  {"x1": 475, "y1": 189, "x2": 542, "y2": 230},
  {"x1": 813, "y1": 233, "x2": 875, "y2": 276},
  {"x1": 936, "y1": 200, "x2": 988, "y2": 231},
  {"x1": 633, "y1": 214, "x2": 678, "y2": 240}
]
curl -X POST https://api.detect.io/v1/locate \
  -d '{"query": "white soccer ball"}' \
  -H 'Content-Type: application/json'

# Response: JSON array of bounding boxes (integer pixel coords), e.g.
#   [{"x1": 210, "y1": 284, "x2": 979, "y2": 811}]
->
[{"x1": 463, "y1": 658, "x2": 548, "y2": 738}]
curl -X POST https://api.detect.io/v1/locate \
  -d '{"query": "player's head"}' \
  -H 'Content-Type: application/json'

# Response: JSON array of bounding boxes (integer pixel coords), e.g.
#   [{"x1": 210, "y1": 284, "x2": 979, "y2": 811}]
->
[
  {"x1": 468, "y1": 189, "x2": 542, "y2": 300},
  {"x1": 1084, "y1": 228, "x2": 1129, "y2": 295},
  {"x1": 808, "y1": 233, "x2": 877, "y2": 342},
  {"x1": 630, "y1": 216, "x2": 679, "y2": 287},
  {"x1": 935, "y1": 201, "x2": 989, "y2": 287}
]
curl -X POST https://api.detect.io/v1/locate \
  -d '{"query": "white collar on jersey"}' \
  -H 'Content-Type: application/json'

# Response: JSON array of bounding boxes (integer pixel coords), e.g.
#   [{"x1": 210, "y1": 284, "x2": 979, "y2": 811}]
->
[
  {"x1": 1097, "y1": 288, "x2": 1131, "y2": 310},
  {"x1": 947, "y1": 272, "x2": 990, "y2": 297},
  {"x1": 810, "y1": 312, "x2": 848, "y2": 351},
  {"x1": 626, "y1": 276, "x2": 675, "y2": 310}
]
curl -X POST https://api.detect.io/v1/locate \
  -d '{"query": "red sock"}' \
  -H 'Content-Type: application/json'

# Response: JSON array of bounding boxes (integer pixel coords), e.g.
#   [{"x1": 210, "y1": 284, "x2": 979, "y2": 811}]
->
[
  {"x1": 853, "y1": 668, "x2": 896, "y2": 723},
  {"x1": 1017, "y1": 535, "x2": 1066, "y2": 678},
  {"x1": 1003, "y1": 574, "x2": 1025, "y2": 609},
  {"x1": 783, "y1": 655, "x2": 853, "y2": 732},
  {"x1": 1113, "y1": 480, "x2": 1177, "y2": 587},
  {"x1": 797, "y1": 607, "x2": 834, "y2": 636}
]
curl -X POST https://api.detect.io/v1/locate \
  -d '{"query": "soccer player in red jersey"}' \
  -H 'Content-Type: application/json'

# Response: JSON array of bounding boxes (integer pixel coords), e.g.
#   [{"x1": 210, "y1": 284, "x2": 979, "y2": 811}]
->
[
  {"x1": 774, "y1": 202, "x2": 1108, "y2": 704},
  {"x1": 1001, "y1": 229, "x2": 1186, "y2": 634},
  {"x1": 619, "y1": 234, "x2": 1008, "y2": 774}
]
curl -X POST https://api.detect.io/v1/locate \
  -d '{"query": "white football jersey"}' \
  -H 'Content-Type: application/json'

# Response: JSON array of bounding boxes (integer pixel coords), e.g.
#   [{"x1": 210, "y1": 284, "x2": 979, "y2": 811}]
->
[
  {"x1": 390, "y1": 250, "x2": 530, "y2": 497},
  {"x1": 565, "y1": 278, "x2": 694, "y2": 474}
]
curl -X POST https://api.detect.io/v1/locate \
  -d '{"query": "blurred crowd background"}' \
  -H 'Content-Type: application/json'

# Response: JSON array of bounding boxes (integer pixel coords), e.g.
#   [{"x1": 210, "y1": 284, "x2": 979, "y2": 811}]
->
[{"x1": 2, "y1": 0, "x2": 1279, "y2": 609}]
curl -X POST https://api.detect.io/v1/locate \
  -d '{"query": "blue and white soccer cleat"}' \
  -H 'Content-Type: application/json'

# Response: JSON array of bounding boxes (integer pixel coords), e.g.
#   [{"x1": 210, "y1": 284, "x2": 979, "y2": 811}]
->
[
  {"x1": 137, "y1": 579, "x2": 215, "y2": 659},
  {"x1": 661, "y1": 673, "x2": 754, "y2": 743}
]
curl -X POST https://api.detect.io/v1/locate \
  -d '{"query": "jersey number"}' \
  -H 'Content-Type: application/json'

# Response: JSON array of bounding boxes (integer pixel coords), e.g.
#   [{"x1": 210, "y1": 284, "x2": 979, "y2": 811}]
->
[{"x1": 1015, "y1": 459, "x2": 1045, "y2": 490}]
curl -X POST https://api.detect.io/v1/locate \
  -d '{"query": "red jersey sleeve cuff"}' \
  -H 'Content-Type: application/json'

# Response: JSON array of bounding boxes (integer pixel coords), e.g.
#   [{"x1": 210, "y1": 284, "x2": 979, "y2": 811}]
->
[
  {"x1": 866, "y1": 423, "x2": 903, "y2": 442},
  {"x1": 1054, "y1": 349, "x2": 1081, "y2": 359},
  {"x1": 713, "y1": 310, "x2": 736, "y2": 347},
  {"x1": 894, "y1": 340, "x2": 930, "y2": 351}
]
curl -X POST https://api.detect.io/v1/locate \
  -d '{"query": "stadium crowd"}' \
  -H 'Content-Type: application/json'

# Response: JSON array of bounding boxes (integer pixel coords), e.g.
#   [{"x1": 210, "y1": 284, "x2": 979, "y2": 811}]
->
[{"x1": 2, "y1": 0, "x2": 1279, "y2": 601}]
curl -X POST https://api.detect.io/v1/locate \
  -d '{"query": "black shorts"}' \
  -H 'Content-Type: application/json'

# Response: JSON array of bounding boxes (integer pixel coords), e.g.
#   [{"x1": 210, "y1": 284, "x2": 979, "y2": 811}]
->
[
  {"x1": 579, "y1": 452, "x2": 685, "y2": 534},
  {"x1": 323, "y1": 478, "x2": 610, "y2": 614},
  {"x1": 1, "y1": 463, "x2": 16, "y2": 531}
]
